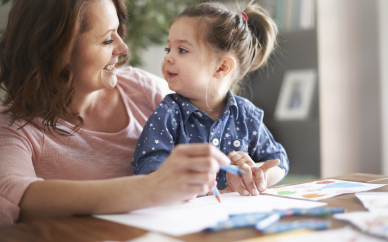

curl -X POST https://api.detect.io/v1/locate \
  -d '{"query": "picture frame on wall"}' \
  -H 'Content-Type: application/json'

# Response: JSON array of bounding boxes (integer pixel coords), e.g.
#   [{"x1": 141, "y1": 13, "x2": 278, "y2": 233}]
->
[{"x1": 274, "y1": 69, "x2": 317, "y2": 121}]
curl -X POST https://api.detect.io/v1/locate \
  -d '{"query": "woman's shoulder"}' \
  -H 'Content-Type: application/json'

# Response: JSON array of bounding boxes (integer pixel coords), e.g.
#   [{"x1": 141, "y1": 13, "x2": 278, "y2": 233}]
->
[
  {"x1": 0, "y1": 106, "x2": 44, "y2": 140},
  {"x1": 116, "y1": 66, "x2": 171, "y2": 97},
  {"x1": 0, "y1": 106, "x2": 22, "y2": 129}
]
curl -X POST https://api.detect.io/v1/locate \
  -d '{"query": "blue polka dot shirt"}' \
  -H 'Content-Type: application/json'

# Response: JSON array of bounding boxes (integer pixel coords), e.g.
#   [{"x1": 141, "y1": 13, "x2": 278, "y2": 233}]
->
[{"x1": 131, "y1": 90, "x2": 289, "y2": 190}]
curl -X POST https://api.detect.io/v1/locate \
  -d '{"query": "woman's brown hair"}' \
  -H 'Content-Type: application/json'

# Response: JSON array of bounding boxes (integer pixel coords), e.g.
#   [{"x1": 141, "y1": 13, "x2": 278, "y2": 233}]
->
[
  {"x1": 0, "y1": 0, "x2": 128, "y2": 135},
  {"x1": 176, "y1": 1, "x2": 278, "y2": 94}
]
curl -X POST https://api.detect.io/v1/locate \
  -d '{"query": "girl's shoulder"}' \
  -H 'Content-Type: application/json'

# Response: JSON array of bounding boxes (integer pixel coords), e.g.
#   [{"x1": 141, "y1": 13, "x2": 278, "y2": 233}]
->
[{"x1": 233, "y1": 95, "x2": 264, "y2": 120}]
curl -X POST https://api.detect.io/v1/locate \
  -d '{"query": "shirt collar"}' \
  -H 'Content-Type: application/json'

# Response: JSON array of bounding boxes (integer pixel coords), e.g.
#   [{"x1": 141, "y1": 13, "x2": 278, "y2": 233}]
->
[
  {"x1": 174, "y1": 90, "x2": 239, "y2": 123},
  {"x1": 224, "y1": 90, "x2": 239, "y2": 119},
  {"x1": 173, "y1": 94, "x2": 200, "y2": 124}
]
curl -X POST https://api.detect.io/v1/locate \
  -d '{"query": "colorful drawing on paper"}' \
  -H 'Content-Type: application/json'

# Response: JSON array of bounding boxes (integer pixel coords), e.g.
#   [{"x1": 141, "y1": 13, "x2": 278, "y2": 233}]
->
[
  {"x1": 316, "y1": 181, "x2": 335, "y2": 184},
  {"x1": 277, "y1": 191, "x2": 297, "y2": 195},
  {"x1": 263, "y1": 179, "x2": 386, "y2": 201},
  {"x1": 302, "y1": 194, "x2": 326, "y2": 199},
  {"x1": 321, "y1": 182, "x2": 365, "y2": 189}
]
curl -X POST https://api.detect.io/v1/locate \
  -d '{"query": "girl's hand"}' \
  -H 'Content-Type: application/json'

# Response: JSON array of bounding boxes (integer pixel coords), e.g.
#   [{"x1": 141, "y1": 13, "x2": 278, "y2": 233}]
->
[
  {"x1": 221, "y1": 151, "x2": 280, "y2": 196},
  {"x1": 146, "y1": 144, "x2": 230, "y2": 205}
]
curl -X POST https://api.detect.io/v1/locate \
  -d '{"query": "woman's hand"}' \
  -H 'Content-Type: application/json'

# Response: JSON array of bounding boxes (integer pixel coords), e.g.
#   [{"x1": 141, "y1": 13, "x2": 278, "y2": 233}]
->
[
  {"x1": 145, "y1": 144, "x2": 230, "y2": 205},
  {"x1": 221, "y1": 151, "x2": 280, "y2": 196}
]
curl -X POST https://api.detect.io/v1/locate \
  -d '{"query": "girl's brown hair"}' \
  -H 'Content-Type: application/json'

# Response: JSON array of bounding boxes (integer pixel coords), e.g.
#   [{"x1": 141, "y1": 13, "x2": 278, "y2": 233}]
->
[
  {"x1": 176, "y1": 1, "x2": 278, "y2": 94},
  {"x1": 0, "y1": 0, "x2": 128, "y2": 135}
]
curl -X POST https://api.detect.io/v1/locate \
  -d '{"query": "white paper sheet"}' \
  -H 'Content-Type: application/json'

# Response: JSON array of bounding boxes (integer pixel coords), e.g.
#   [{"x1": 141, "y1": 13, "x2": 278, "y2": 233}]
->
[
  {"x1": 127, "y1": 232, "x2": 184, "y2": 242},
  {"x1": 95, "y1": 192, "x2": 326, "y2": 236},
  {"x1": 355, "y1": 192, "x2": 388, "y2": 212},
  {"x1": 334, "y1": 211, "x2": 388, "y2": 239}
]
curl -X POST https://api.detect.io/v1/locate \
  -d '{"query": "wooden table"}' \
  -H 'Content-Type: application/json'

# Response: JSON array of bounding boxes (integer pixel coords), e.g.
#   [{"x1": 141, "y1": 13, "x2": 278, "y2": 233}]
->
[{"x1": 1, "y1": 173, "x2": 387, "y2": 242}]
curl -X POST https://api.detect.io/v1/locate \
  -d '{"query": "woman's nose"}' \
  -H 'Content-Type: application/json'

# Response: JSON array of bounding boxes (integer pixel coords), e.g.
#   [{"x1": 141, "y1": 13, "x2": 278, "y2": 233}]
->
[{"x1": 114, "y1": 37, "x2": 129, "y2": 56}]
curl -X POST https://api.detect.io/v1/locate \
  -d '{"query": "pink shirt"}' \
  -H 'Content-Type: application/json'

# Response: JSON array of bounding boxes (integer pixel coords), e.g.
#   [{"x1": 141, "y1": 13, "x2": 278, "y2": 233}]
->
[{"x1": 0, "y1": 67, "x2": 170, "y2": 225}]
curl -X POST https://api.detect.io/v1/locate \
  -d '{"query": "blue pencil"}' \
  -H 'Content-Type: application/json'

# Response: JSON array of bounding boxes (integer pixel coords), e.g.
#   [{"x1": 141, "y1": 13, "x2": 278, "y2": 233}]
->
[
  {"x1": 260, "y1": 219, "x2": 330, "y2": 234},
  {"x1": 220, "y1": 165, "x2": 246, "y2": 176},
  {"x1": 213, "y1": 186, "x2": 221, "y2": 203},
  {"x1": 255, "y1": 213, "x2": 281, "y2": 231},
  {"x1": 275, "y1": 207, "x2": 344, "y2": 217},
  {"x1": 207, "y1": 213, "x2": 269, "y2": 231}
]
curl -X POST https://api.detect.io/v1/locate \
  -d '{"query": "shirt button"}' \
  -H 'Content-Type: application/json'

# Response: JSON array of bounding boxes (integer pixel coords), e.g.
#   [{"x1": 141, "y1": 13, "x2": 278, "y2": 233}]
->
[
  {"x1": 233, "y1": 140, "x2": 241, "y2": 147},
  {"x1": 212, "y1": 138, "x2": 219, "y2": 146}
]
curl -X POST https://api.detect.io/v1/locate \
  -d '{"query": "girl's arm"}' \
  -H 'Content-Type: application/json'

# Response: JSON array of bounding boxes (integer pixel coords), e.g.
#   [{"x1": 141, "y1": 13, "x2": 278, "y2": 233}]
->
[
  {"x1": 19, "y1": 144, "x2": 230, "y2": 222},
  {"x1": 220, "y1": 106, "x2": 289, "y2": 196},
  {"x1": 131, "y1": 99, "x2": 177, "y2": 175}
]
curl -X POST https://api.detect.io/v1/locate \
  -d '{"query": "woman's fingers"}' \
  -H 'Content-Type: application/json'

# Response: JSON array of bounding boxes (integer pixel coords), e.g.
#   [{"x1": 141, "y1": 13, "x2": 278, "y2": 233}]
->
[
  {"x1": 182, "y1": 172, "x2": 216, "y2": 185},
  {"x1": 151, "y1": 144, "x2": 231, "y2": 205}
]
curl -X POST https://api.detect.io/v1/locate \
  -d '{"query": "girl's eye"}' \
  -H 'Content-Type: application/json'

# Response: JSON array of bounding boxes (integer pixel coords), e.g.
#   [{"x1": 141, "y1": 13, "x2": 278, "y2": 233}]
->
[
  {"x1": 104, "y1": 40, "x2": 114, "y2": 45},
  {"x1": 179, "y1": 48, "x2": 188, "y2": 53},
  {"x1": 164, "y1": 48, "x2": 170, "y2": 54}
]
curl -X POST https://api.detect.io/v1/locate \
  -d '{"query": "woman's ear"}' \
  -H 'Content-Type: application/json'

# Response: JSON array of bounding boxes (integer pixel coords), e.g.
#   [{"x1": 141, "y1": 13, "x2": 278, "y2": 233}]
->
[{"x1": 214, "y1": 56, "x2": 236, "y2": 79}]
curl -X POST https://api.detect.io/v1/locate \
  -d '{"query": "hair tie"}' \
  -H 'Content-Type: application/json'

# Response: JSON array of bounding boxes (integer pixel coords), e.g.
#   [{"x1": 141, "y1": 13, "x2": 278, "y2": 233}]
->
[{"x1": 240, "y1": 11, "x2": 248, "y2": 21}]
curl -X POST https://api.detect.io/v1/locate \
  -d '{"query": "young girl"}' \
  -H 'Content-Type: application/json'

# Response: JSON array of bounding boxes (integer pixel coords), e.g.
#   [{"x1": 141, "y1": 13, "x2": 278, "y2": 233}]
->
[{"x1": 131, "y1": 2, "x2": 289, "y2": 195}]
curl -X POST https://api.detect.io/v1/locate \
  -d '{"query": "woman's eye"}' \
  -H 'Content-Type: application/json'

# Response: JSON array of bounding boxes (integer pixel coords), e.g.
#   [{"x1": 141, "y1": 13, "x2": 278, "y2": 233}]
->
[
  {"x1": 104, "y1": 40, "x2": 114, "y2": 45},
  {"x1": 164, "y1": 48, "x2": 170, "y2": 54},
  {"x1": 179, "y1": 48, "x2": 188, "y2": 53}
]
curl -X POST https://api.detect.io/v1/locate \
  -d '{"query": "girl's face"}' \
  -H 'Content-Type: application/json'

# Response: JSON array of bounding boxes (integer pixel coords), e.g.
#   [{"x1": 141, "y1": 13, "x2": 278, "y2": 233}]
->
[
  {"x1": 71, "y1": 0, "x2": 128, "y2": 94},
  {"x1": 161, "y1": 18, "x2": 219, "y2": 101}
]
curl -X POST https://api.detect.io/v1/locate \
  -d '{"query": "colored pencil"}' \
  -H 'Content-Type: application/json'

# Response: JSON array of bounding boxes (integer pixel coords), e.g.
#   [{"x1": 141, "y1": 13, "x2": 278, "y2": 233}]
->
[
  {"x1": 207, "y1": 213, "x2": 269, "y2": 231},
  {"x1": 213, "y1": 186, "x2": 221, "y2": 203},
  {"x1": 255, "y1": 213, "x2": 281, "y2": 230},
  {"x1": 260, "y1": 219, "x2": 330, "y2": 234},
  {"x1": 220, "y1": 165, "x2": 246, "y2": 176}
]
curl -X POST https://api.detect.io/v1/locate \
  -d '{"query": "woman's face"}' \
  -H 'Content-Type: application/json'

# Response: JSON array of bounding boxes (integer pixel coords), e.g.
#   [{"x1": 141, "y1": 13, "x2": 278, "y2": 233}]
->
[{"x1": 71, "y1": 0, "x2": 128, "y2": 94}]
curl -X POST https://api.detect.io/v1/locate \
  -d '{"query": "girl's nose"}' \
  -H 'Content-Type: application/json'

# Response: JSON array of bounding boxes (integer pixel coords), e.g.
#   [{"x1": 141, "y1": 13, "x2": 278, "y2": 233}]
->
[{"x1": 164, "y1": 52, "x2": 174, "y2": 64}]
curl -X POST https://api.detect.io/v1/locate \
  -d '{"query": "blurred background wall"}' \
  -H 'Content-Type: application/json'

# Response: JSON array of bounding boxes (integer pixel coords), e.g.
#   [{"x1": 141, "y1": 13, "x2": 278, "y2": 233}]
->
[{"x1": 1, "y1": 0, "x2": 387, "y2": 181}]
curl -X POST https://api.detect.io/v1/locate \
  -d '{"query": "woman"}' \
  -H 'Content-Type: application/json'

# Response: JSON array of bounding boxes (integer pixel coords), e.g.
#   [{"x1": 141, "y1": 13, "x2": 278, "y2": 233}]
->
[{"x1": 0, "y1": 0, "x2": 278, "y2": 225}]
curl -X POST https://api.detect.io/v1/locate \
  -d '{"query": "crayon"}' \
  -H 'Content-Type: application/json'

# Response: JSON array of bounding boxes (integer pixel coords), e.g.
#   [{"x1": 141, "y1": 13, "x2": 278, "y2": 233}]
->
[
  {"x1": 260, "y1": 219, "x2": 330, "y2": 235},
  {"x1": 255, "y1": 213, "x2": 281, "y2": 231},
  {"x1": 274, "y1": 207, "x2": 344, "y2": 217},
  {"x1": 207, "y1": 213, "x2": 269, "y2": 231},
  {"x1": 213, "y1": 186, "x2": 221, "y2": 203},
  {"x1": 230, "y1": 207, "x2": 344, "y2": 219},
  {"x1": 220, "y1": 165, "x2": 246, "y2": 176}
]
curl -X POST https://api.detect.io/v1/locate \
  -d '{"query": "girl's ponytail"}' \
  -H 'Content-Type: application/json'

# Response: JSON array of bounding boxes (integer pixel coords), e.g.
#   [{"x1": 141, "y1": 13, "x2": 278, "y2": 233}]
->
[{"x1": 244, "y1": 3, "x2": 278, "y2": 72}]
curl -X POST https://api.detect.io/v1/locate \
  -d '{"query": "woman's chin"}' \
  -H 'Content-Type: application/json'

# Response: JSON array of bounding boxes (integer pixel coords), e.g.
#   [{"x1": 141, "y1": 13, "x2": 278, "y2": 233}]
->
[{"x1": 102, "y1": 75, "x2": 118, "y2": 89}]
